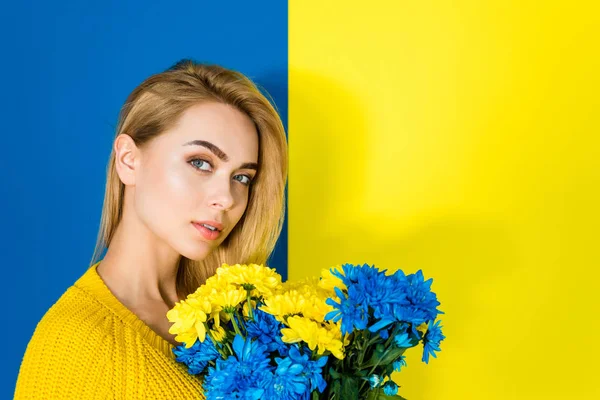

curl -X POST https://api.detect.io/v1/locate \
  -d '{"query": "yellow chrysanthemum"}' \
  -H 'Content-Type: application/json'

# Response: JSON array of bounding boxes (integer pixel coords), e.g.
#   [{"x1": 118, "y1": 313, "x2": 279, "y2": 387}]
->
[
  {"x1": 242, "y1": 299, "x2": 258, "y2": 318},
  {"x1": 211, "y1": 286, "x2": 247, "y2": 311},
  {"x1": 191, "y1": 284, "x2": 232, "y2": 324},
  {"x1": 259, "y1": 290, "x2": 307, "y2": 322},
  {"x1": 318, "y1": 265, "x2": 347, "y2": 292},
  {"x1": 300, "y1": 285, "x2": 336, "y2": 322},
  {"x1": 216, "y1": 263, "x2": 283, "y2": 297},
  {"x1": 343, "y1": 332, "x2": 351, "y2": 347},
  {"x1": 200, "y1": 274, "x2": 232, "y2": 295},
  {"x1": 166, "y1": 298, "x2": 211, "y2": 347},
  {"x1": 209, "y1": 325, "x2": 227, "y2": 342},
  {"x1": 321, "y1": 318, "x2": 351, "y2": 347},
  {"x1": 416, "y1": 322, "x2": 428, "y2": 336},
  {"x1": 263, "y1": 279, "x2": 334, "y2": 323},
  {"x1": 281, "y1": 316, "x2": 345, "y2": 360},
  {"x1": 281, "y1": 276, "x2": 317, "y2": 293},
  {"x1": 283, "y1": 276, "x2": 332, "y2": 298},
  {"x1": 218, "y1": 310, "x2": 231, "y2": 324}
]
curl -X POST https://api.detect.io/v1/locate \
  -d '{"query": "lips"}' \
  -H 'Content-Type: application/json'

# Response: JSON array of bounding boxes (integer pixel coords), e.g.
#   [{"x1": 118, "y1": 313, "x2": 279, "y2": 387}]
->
[
  {"x1": 193, "y1": 220, "x2": 224, "y2": 232},
  {"x1": 192, "y1": 220, "x2": 224, "y2": 242},
  {"x1": 192, "y1": 222, "x2": 222, "y2": 241}
]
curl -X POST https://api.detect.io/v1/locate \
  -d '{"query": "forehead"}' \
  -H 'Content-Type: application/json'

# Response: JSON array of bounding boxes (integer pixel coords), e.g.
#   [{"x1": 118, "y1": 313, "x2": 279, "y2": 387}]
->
[{"x1": 156, "y1": 102, "x2": 259, "y2": 160}]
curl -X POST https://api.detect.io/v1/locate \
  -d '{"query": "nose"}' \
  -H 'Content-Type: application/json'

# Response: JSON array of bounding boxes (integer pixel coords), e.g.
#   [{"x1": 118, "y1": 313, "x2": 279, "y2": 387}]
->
[{"x1": 207, "y1": 178, "x2": 235, "y2": 211}]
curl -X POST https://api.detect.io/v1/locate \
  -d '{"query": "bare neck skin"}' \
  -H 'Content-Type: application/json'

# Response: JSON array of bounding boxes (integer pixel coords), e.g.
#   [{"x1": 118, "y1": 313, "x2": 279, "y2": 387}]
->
[{"x1": 96, "y1": 194, "x2": 182, "y2": 346}]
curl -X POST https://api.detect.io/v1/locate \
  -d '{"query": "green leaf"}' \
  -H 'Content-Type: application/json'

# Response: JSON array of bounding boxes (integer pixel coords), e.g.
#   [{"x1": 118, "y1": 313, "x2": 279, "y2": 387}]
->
[
  {"x1": 361, "y1": 344, "x2": 386, "y2": 368},
  {"x1": 341, "y1": 376, "x2": 360, "y2": 400},
  {"x1": 328, "y1": 366, "x2": 341, "y2": 380},
  {"x1": 354, "y1": 369, "x2": 368, "y2": 377},
  {"x1": 362, "y1": 346, "x2": 407, "y2": 369},
  {"x1": 365, "y1": 388, "x2": 408, "y2": 400},
  {"x1": 378, "y1": 394, "x2": 407, "y2": 400},
  {"x1": 380, "y1": 347, "x2": 407, "y2": 365},
  {"x1": 330, "y1": 379, "x2": 341, "y2": 398}
]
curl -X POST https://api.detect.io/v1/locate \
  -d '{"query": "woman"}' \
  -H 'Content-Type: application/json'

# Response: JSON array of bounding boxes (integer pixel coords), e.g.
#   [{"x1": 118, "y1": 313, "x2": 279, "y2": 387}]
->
[{"x1": 14, "y1": 59, "x2": 288, "y2": 399}]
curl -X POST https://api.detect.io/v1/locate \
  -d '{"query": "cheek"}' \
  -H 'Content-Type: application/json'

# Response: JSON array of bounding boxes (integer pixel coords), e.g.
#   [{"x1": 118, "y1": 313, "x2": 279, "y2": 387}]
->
[
  {"x1": 135, "y1": 163, "x2": 197, "y2": 232},
  {"x1": 231, "y1": 191, "x2": 251, "y2": 224}
]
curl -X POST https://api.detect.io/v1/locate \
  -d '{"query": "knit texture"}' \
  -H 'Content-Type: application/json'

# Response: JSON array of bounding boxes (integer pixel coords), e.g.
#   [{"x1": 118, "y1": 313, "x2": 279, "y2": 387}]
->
[{"x1": 14, "y1": 261, "x2": 205, "y2": 399}]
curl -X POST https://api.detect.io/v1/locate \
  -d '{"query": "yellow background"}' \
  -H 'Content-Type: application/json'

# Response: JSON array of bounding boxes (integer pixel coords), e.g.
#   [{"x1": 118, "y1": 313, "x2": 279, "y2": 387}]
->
[{"x1": 289, "y1": 1, "x2": 600, "y2": 398}]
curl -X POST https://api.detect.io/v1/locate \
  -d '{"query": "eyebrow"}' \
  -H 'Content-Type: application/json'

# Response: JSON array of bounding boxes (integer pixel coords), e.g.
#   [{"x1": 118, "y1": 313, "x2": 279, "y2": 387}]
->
[{"x1": 183, "y1": 140, "x2": 258, "y2": 170}]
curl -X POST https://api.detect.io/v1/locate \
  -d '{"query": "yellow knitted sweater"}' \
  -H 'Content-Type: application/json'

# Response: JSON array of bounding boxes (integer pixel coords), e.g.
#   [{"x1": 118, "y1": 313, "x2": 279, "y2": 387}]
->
[{"x1": 14, "y1": 261, "x2": 205, "y2": 399}]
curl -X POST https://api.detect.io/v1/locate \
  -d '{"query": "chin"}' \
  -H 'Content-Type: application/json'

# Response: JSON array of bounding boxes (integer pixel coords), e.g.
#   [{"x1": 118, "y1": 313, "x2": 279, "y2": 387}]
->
[
  {"x1": 183, "y1": 248, "x2": 214, "y2": 262},
  {"x1": 176, "y1": 241, "x2": 215, "y2": 262}
]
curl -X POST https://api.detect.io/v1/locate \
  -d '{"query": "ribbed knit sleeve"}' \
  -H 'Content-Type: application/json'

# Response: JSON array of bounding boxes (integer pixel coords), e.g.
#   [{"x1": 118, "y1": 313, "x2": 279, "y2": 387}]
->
[
  {"x1": 14, "y1": 263, "x2": 205, "y2": 399},
  {"x1": 14, "y1": 286, "x2": 115, "y2": 399}
]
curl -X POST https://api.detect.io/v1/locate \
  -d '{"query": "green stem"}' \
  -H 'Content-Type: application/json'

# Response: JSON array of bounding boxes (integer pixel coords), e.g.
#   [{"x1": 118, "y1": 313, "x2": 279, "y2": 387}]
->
[
  {"x1": 204, "y1": 322, "x2": 226, "y2": 358},
  {"x1": 237, "y1": 309, "x2": 247, "y2": 335},
  {"x1": 359, "y1": 346, "x2": 393, "y2": 393},
  {"x1": 229, "y1": 312, "x2": 243, "y2": 337},
  {"x1": 357, "y1": 330, "x2": 369, "y2": 365},
  {"x1": 225, "y1": 342, "x2": 234, "y2": 356},
  {"x1": 246, "y1": 293, "x2": 254, "y2": 320},
  {"x1": 369, "y1": 331, "x2": 385, "y2": 347},
  {"x1": 384, "y1": 323, "x2": 402, "y2": 348}
]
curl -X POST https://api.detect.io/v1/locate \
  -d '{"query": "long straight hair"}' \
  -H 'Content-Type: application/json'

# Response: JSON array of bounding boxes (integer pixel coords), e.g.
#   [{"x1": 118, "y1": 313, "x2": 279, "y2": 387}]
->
[{"x1": 90, "y1": 59, "x2": 288, "y2": 298}]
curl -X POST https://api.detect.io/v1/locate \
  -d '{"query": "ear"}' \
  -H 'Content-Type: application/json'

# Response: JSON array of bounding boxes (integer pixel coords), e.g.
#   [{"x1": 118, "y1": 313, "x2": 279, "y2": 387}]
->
[{"x1": 114, "y1": 134, "x2": 140, "y2": 186}]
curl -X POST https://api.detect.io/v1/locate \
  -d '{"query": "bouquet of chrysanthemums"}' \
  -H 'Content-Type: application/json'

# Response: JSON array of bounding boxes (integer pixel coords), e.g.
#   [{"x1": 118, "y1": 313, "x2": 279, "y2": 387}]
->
[{"x1": 167, "y1": 263, "x2": 445, "y2": 399}]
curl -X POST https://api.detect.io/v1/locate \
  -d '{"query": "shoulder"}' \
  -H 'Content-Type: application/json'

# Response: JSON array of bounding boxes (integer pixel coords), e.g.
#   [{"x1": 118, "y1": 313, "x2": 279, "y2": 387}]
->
[
  {"x1": 14, "y1": 284, "x2": 116, "y2": 399},
  {"x1": 20, "y1": 282, "x2": 117, "y2": 359},
  {"x1": 30, "y1": 262, "x2": 123, "y2": 342},
  {"x1": 35, "y1": 284, "x2": 110, "y2": 338}
]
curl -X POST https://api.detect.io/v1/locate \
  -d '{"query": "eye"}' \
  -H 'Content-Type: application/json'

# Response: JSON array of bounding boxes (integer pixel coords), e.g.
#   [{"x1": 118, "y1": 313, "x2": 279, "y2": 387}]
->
[
  {"x1": 234, "y1": 175, "x2": 253, "y2": 186},
  {"x1": 190, "y1": 158, "x2": 212, "y2": 172},
  {"x1": 190, "y1": 158, "x2": 253, "y2": 186}
]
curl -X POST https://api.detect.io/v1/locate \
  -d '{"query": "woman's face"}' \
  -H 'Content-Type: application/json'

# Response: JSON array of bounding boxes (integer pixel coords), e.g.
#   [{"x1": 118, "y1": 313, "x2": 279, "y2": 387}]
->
[{"x1": 131, "y1": 102, "x2": 259, "y2": 261}]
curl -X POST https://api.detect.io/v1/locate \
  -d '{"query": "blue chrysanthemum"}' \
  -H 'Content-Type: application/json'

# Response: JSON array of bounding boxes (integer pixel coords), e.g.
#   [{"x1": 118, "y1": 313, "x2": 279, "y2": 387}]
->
[
  {"x1": 203, "y1": 361, "x2": 241, "y2": 399},
  {"x1": 383, "y1": 380, "x2": 399, "y2": 396},
  {"x1": 229, "y1": 334, "x2": 272, "y2": 376},
  {"x1": 172, "y1": 338, "x2": 219, "y2": 375},
  {"x1": 369, "y1": 269, "x2": 444, "y2": 333},
  {"x1": 286, "y1": 345, "x2": 328, "y2": 394},
  {"x1": 325, "y1": 285, "x2": 369, "y2": 335},
  {"x1": 261, "y1": 352, "x2": 309, "y2": 400},
  {"x1": 357, "y1": 265, "x2": 407, "y2": 310},
  {"x1": 394, "y1": 332, "x2": 415, "y2": 348},
  {"x1": 393, "y1": 355, "x2": 407, "y2": 372},
  {"x1": 422, "y1": 319, "x2": 445, "y2": 364},
  {"x1": 395, "y1": 269, "x2": 444, "y2": 324},
  {"x1": 330, "y1": 263, "x2": 376, "y2": 286},
  {"x1": 367, "y1": 374, "x2": 382, "y2": 389},
  {"x1": 203, "y1": 334, "x2": 272, "y2": 398},
  {"x1": 246, "y1": 308, "x2": 289, "y2": 355},
  {"x1": 379, "y1": 328, "x2": 390, "y2": 340}
]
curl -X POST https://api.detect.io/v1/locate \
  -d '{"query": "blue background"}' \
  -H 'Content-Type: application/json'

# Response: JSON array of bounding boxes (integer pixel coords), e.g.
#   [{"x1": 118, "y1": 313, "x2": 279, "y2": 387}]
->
[{"x1": 0, "y1": 1, "x2": 287, "y2": 397}]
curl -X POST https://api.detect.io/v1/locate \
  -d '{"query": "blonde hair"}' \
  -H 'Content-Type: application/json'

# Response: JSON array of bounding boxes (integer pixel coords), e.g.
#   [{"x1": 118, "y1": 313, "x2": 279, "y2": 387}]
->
[{"x1": 90, "y1": 59, "x2": 288, "y2": 298}]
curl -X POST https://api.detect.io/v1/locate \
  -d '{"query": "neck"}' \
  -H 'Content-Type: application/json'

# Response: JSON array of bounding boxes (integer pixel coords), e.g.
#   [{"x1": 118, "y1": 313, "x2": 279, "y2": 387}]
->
[{"x1": 97, "y1": 209, "x2": 182, "y2": 309}]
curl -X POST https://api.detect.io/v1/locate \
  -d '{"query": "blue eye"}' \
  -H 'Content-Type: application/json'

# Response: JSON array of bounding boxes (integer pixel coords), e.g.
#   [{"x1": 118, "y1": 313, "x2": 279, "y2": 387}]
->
[
  {"x1": 235, "y1": 175, "x2": 252, "y2": 186},
  {"x1": 190, "y1": 158, "x2": 253, "y2": 186},
  {"x1": 190, "y1": 159, "x2": 212, "y2": 171}
]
